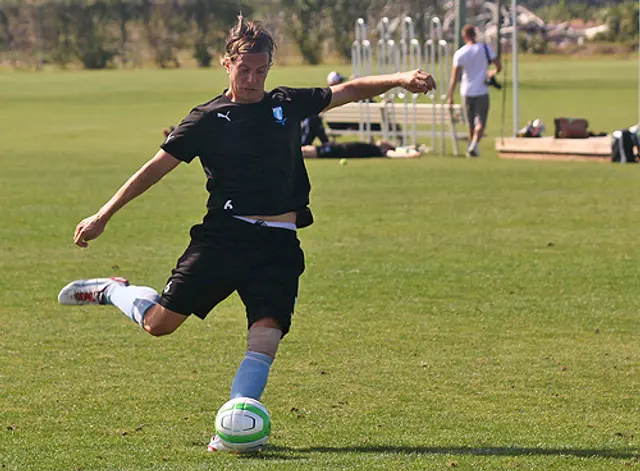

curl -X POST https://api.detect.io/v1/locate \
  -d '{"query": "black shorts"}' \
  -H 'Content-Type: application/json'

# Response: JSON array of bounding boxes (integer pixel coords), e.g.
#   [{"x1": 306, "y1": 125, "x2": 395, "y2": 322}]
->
[
  {"x1": 158, "y1": 212, "x2": 305, "y2": 335},
  {"x1": 463, "y1": 94, "x2": 490, "y2": 128}
]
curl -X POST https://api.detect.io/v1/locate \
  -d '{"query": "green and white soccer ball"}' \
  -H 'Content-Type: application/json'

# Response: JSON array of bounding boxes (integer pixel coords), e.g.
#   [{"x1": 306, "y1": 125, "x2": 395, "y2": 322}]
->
[{"x1": 215, "y1": 397, "x2": 271, "y2": 451}]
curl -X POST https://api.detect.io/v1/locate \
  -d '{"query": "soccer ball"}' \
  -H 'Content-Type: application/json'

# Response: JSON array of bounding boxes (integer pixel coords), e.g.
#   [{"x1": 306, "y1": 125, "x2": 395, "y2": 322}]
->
[{"x1": 215, "y1": 397, "x2": 271, "y2": 451}]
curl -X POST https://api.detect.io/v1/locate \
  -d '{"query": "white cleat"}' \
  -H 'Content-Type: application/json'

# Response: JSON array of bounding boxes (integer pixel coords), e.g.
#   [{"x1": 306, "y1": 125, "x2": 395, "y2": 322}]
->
[
  {"x1": 207, "y1": 435, "x2": 263, "y2": 453},
  {"x1": 207, "y1": 435, "x2": 234, "y2": 452},
  {"x1": 57, "y1": 277, "x2": 129, "y2": 305}
]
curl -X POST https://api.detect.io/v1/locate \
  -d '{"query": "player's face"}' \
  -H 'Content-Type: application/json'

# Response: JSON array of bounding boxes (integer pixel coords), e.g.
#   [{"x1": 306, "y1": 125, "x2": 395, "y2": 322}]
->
[{"x1": 225, "y1": 52, "x2": 270, "y2": 104}]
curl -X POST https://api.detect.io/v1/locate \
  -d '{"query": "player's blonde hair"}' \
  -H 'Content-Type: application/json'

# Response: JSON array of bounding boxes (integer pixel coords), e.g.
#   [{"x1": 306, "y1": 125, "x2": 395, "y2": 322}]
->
[{"x1": 222, "y1": 15, "x2": 276, "y2": 66}]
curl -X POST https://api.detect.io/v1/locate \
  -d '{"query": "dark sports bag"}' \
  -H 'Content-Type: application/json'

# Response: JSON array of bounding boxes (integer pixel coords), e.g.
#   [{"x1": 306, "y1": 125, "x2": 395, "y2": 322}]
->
[
  {"x1": 611, "y1": 130, "x2": 638, "y2": 163},
  {"x1": 554, "y1": 117, "x2": 589, "y2": 138}
]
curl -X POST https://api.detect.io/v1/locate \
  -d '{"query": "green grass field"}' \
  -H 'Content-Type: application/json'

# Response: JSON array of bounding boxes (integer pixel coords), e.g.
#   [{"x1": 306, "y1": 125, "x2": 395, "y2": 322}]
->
[{"x1": 1, "y1": 59, "x2": 639, "y2": 470}]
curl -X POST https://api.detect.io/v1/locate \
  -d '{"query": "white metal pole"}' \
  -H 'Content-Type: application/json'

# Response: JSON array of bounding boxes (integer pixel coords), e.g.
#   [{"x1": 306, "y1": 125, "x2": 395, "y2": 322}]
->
[
  {"x1": 454, "y1": 0, "x2": 461, "y2": 50},
  {"x1": 512, "y1": 0, "x2": 519, "y2": 136}
]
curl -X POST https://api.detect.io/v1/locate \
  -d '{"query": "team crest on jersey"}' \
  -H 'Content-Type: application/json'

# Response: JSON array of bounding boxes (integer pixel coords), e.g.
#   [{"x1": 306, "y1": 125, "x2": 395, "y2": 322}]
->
[{"x1": 272, "y1": 106, "x2": 287, "y2": 126}]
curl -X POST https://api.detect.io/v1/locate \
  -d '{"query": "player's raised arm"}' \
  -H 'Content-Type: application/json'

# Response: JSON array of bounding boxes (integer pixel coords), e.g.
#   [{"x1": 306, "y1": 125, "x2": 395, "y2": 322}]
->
[
  {"x1": 324, "y1": 69, "x2": 436, "y2": 111},
  {"x1": 73, "y1": 150, "x2": 181, "y2": 247}
]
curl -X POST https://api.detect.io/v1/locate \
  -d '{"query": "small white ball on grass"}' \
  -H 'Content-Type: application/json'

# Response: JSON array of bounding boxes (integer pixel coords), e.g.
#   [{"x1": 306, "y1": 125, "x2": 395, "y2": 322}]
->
[{"x1": 339, "y1": 158, "x2": 348, "y2": 166}]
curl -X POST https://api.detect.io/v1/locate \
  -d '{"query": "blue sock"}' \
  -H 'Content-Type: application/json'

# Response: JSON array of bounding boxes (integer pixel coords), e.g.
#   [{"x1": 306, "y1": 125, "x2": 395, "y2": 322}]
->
[
  {"x1": 230, "y1": 351, "x2": 274, "y2": 400},
  {"x1": 103, "y1": 283, "x2": 159, "y2": 327}
]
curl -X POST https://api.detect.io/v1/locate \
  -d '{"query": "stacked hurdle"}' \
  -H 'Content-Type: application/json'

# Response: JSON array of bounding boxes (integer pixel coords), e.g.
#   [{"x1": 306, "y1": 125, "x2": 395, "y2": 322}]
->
[
  {"x1": 350, "y1": 15, "x2": 462, "y2": 155},
  {"x1": 351, "y1": 19, "x2": 374, "y2": 140}
]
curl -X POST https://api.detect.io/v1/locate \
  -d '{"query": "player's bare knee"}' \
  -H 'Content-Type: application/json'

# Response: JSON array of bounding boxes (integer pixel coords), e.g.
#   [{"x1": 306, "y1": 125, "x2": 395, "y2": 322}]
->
[
  {"x1": 141, "y1": 305, "x2": 183, "y2": 336},
  {"x1": 252, "y1": 317, "x2": 281, "y2": 329},
  {"x1": 247, "y1": 325, "x2": 282, "y2": 358},
  {"x1": 143, "y1": 320, "x2": 176, "y2": 337},
  {"x1": 145, "y1": 324, "x2": 173, "y2": 337}
]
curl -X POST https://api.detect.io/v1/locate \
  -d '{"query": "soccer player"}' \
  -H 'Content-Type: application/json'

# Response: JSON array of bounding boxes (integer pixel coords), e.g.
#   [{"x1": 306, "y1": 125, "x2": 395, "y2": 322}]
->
[{"x1": 57, "y1": 17, "x2": 436, "y2": 452}]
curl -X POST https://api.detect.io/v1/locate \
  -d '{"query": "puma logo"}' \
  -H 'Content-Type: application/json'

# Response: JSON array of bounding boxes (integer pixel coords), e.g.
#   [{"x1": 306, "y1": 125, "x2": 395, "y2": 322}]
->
[{"x1": 217, "y1": 111, "x2": 231, "y2": 122}]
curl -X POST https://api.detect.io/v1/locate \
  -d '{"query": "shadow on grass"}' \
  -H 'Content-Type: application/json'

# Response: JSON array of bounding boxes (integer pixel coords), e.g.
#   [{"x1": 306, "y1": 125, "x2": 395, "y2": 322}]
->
[
  {"x1": 236, "y1": 453, "x2": 304, "y2": 461},
  {"x1": 263, "y1": 444, "x2": 640, "y2": 460}
]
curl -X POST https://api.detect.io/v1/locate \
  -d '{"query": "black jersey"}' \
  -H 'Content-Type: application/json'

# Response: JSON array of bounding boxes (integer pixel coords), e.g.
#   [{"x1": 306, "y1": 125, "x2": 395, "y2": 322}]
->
[{"x1": 161, "y1": 86, "x2": 332, "y2": 216}]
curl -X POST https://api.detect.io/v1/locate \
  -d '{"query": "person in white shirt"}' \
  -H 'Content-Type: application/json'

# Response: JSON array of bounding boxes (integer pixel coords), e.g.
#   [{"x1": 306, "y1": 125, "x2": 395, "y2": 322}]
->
[{"x1": 447, "y1": 24, "x2": 502, "y2": 157}]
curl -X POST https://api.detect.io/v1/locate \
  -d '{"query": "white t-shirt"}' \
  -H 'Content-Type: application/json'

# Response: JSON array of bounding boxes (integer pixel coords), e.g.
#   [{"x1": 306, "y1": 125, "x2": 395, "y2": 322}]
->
[{"x1": 452, "y1": 43, "x2": 496, "y2": 97}]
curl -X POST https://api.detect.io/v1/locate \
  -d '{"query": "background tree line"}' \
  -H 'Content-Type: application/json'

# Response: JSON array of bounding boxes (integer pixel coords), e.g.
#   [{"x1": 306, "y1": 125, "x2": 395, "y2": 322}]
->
[
  {"x1": 0, "y1": 0, "x2": 637, "y2": 70},
  {"x1": 0, "y1": 0, "x2": 404, "y2": 69}
]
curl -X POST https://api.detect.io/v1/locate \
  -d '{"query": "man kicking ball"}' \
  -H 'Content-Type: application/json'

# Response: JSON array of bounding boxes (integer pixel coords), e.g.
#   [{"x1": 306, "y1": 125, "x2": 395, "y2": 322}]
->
[{"x1": 58, "y1": 16, "x2": 436, "y2": 452}]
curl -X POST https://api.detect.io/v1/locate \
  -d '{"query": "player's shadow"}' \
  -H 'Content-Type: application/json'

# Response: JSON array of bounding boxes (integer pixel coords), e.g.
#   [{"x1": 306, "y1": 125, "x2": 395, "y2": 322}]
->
[
  {"x1": 265, "y1": 444, "x2": 639, "y2": 460},
  {"x1": 236, "y1": 453, "x2": 302, "y2": 461}
]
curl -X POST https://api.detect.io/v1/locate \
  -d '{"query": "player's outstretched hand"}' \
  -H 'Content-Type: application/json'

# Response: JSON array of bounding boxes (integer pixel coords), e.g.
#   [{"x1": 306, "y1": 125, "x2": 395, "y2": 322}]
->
[
  {"x1": 74, "y1": 214, "x2": 107, "y2": 248},
  {"x1": 399, "y1": 69, "x2": 437, "y2": 94}
]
